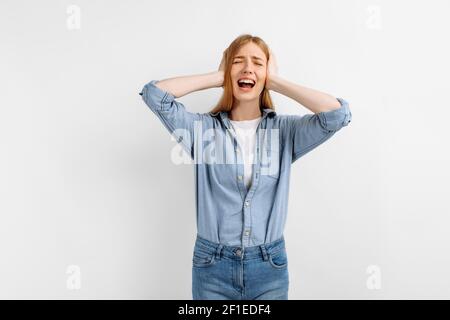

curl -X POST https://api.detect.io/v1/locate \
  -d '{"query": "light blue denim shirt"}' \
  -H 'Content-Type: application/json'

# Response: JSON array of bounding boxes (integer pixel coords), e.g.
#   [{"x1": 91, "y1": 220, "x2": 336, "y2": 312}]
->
[{"x1": 139, "y1": 80, "x2": 352, "y2": 248}]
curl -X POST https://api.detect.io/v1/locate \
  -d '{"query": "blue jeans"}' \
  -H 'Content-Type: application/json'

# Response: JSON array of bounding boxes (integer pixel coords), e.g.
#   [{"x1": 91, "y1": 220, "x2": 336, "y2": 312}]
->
[{"x1": 192, "y1": 234, "x2": 289, "y2": 300}]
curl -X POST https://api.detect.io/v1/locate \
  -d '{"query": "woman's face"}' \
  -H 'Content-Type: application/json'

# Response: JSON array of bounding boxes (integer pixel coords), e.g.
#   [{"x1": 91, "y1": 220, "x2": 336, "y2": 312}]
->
[{"x1": 230, "y1": 42, "x2": 267, "y2": 103}]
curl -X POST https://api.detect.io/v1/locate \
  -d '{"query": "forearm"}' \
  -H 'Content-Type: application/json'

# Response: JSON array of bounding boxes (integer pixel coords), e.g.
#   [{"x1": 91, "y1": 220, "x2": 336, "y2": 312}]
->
[
  {"x1": 268, "y1": 75, "x2": 341, "y2": 113},
  {"x1": 155, "y1": 71, "x2": 224, "y2": 98}
]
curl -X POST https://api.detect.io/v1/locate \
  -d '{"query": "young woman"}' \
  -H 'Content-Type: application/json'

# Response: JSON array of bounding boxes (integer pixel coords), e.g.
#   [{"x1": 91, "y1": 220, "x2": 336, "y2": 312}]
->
[{"x1": 139, "y1": 34, "x2": 352, "y2": 300}]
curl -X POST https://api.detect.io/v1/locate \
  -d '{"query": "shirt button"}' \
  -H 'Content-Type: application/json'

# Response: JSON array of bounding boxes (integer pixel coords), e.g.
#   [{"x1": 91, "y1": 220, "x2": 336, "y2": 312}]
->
[
  {"x1": 238, "y1": 175, "x2": 243, "y2": 180},
  {"x1": 236, "y1": 149, "x2": 240, "y2": 153},
  {"x1": 245, "y1": 230, "x2": 250, "y2": 236},
  {"x1": 245, "y1": 201, "x2": 250, "y2": 206}
]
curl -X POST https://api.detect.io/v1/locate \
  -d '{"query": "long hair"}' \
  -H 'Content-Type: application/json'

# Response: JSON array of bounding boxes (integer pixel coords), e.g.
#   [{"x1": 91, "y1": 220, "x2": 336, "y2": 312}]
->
[{"x1": 209, "y1": 34, "x2": 275, "y2": 115}]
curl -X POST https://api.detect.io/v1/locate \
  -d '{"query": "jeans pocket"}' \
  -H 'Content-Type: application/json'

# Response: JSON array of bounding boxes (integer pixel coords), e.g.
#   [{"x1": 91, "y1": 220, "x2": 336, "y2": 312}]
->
[
  {"x1": 268, "y1": 248, "x2": 288, "y2": 269},
  {"x1": 192, "y1": 247, "x2": 216, "y2": 268}
]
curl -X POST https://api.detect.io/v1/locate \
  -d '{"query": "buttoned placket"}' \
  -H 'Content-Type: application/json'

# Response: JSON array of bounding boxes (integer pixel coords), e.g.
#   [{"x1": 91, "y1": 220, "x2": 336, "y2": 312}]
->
[{"x1": 222, "y1": 110, "x2": 271, "y2": 252}]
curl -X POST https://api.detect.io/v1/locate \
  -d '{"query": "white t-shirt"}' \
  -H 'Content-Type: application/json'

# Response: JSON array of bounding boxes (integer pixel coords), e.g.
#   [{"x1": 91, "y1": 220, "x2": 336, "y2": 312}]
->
[{"x1": 229, "y1": 116, "x2": 262, "y2": 190}]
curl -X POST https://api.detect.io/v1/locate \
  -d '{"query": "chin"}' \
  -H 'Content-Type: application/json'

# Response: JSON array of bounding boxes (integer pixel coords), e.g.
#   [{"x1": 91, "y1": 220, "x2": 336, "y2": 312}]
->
[
  {"x1": 233, "y1": 88, "x2": 259, "y2": 98},
  {"x1": 235, "y1": 93, "x2": 257, "y2": 101}
]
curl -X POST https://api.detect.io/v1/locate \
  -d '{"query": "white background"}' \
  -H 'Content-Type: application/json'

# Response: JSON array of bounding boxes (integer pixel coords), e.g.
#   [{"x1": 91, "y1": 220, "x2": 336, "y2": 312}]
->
[{"x1": 1, "y1": 0, "x2": 449, "y2": 299}]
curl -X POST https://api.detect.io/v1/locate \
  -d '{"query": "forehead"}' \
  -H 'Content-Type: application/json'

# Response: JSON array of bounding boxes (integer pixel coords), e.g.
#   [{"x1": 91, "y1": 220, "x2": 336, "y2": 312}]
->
[{"x1": 234, "y1": 42, "x2": 265, "y2": 60}]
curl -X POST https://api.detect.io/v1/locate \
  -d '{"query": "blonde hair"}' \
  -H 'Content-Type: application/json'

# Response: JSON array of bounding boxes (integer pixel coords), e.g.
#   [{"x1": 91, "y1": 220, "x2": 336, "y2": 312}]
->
[{"x1": 209, "y1": 34, "x2": 275, "y2": 115}]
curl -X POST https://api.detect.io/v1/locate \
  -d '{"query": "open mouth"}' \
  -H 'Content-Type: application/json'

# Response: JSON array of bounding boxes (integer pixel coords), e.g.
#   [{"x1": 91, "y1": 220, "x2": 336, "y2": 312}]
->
[{"x1": 237, "y1": 79, "x2": 256, "y2": 89}]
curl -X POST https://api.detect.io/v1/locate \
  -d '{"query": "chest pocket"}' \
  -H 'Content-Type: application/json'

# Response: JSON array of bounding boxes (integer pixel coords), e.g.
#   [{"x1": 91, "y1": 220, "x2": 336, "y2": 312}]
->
[{"x1": 259, "y1": 128, "x2": 280, "y2": 180}]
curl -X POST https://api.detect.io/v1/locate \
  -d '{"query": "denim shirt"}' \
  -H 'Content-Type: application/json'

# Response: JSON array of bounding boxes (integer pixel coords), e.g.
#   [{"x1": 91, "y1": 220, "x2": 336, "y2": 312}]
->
[{"x1": 139, "y1": 80, "x2": 352, "y2": 248}]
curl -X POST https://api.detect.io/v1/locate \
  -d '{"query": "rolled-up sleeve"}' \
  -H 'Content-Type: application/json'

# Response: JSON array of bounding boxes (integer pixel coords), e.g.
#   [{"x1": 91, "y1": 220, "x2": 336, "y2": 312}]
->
[
  {"x1": 288, "y1": 97, "x2": 352, "y2": 163},
  {"x1": 139, "y1": 80, "x2": 203, "y2": 160}
]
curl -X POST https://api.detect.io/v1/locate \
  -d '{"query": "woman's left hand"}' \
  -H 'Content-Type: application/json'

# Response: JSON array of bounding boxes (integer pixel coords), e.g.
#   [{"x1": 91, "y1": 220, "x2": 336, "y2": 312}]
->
[{"x1": 265, "y1": 48, "x2": 278, "y2": 90}]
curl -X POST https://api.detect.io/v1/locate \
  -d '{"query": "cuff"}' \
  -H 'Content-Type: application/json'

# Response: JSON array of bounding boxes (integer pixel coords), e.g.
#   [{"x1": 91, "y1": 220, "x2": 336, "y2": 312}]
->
[
  {"x1": 317, "y1": 97, "x2": 352, "y2": 131},
  {"x1": 139, "y1": 80, "x2": 176, "y2": 110}
]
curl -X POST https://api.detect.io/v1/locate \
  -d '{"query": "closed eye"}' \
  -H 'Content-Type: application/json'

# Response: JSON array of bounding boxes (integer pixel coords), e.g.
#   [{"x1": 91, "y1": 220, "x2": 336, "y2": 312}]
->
[{"x1": 233, "y1": 61, "x2": 263, "y2": 66}]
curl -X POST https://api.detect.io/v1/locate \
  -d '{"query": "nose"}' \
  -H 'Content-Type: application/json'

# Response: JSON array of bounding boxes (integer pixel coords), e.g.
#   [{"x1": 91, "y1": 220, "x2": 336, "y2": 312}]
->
[
  {"x1": 242, "y1": 62, "x2": 255, "y2": 74},
  {"x1": 242, "y1": 69, "x2": 254, "y2": 78}
]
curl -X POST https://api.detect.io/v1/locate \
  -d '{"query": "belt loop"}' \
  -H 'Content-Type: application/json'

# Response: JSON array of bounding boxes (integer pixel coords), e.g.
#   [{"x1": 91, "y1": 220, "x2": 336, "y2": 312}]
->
[
  {"x1": 215, "y1": 244, "x2": 224, "y2": 260},
  {"x1": 260, "y1": 244, "x2": 268, "y2": 261}
]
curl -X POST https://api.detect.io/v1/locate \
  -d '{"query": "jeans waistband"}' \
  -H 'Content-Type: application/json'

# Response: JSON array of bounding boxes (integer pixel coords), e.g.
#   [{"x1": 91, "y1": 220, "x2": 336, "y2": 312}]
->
[{"x1": 194, "y1": 234, "x2": 286, "y2": 261}]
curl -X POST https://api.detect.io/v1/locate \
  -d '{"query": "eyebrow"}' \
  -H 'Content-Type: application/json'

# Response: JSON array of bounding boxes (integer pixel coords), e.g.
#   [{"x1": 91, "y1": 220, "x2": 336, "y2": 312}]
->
[{"x1": 233, "y1": 55, "x2": 264, "y2": 61}]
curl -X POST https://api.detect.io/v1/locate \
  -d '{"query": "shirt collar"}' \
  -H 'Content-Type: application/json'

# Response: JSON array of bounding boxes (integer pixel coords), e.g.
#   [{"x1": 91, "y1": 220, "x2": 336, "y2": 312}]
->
[{"x1": 209, "y1": 107, "x2": 276, "y2": 119}]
